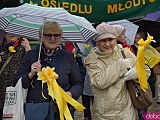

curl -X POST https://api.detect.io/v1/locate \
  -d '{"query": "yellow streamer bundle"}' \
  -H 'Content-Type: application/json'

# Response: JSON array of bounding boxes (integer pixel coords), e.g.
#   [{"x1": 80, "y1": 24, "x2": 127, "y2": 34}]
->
[
  {"x1": 136, "y1": 34, "x2": 155, "y2": 91},
  {"x1": 37, "y1": 66, "x2": 85, "y2": 120}
]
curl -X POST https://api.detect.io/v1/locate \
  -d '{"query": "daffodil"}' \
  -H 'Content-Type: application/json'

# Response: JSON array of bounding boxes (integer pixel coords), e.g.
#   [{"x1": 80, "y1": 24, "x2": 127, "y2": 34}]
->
[
  {"x1": 37, "y1": 66, "x2": 58, "y2": 83},
  {"x1": 44, "y1": 67, "x2": 58, "y2": 81},
  {"x1": 84, "y1": 44, "x2": 90, "y2": 49},
  {"x1": 74, "y1": 54, "x2": 77, "y2": 58},
  {"x1": 37, "y1": 68, "x2": 47, "y2": 83},
  {"x1": 84, "y1": 44, "x2": 90, "y2": 54},
  {"x1": 8, "y1": 46, "x2": 16, "y2": 53},
  {"x1": 7, "y1": 46, "x2": 16, "y2": 58}
]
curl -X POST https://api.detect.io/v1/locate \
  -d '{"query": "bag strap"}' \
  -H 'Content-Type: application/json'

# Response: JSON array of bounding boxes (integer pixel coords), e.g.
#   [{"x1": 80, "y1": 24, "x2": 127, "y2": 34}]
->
[
  {"x1": 121, "y1": 48, "x2": 140, "y2": 95},
  {"x1": 120, "y1": 48, "x2": 126, "y2": 59},
  {"x1": 0, "y1": 55, "x2": 13, "y2": 76}
]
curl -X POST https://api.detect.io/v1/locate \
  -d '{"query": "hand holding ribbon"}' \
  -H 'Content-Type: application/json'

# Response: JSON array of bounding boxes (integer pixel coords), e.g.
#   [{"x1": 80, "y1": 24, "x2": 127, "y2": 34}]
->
[{"x1": 37, "y1": 66, "x2": 85, "y2": 120}]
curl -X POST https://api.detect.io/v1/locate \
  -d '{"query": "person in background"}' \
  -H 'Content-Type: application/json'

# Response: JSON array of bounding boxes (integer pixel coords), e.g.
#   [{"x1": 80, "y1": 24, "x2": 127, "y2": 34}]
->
[
  {"x1": 63, "y1": 41, "x2": 89, "y2": 120},
  {"x1": 82, "y1": 23, "x2": 100, "y2": 120},
  {"x1": 131, "y1": 30, "x2": 146, "y2": 54},
  {"x1": 81, "y1": 23, "x2": 100, "y2": 120},
  {"x1": 12, "y1": 21, "x2": 83, "y2": 120},
  {"x1": 63, "y1": 42, "x2": 77, "y2": 54},
  {"x1": 112, "y1": 24, "x2": 135, "y2": 54},
  {"x1": 131, "y1": 30, "x2": 155, "y2": 120},
  {"x1": 154, "y1": 46, "x2": 160, "y2": 104},
  {"x1": 82, "y1": 40, "x2": 95, "y2": 120},
  {"x1": 63, "y1": 42, "x2": 87, "y2": 96},
  {"x1": 0, "y1": 33, "x2": 31, "y2": 120},
  {"x1": 84, "y1": 22, "x2": 151, "y2": 120}
]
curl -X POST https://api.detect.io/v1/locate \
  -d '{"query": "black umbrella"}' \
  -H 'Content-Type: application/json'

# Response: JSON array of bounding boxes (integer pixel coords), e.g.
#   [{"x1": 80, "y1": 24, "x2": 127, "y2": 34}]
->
[{"x1": 130, "y1": 18, "x2": 160, "y2": 48}]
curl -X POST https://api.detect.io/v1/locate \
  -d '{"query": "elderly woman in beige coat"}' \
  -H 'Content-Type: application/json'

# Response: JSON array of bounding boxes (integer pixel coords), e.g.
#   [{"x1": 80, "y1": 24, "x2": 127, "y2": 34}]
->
[{"x1": 84, "y1": 23, "x2": 151, "y2": 120}]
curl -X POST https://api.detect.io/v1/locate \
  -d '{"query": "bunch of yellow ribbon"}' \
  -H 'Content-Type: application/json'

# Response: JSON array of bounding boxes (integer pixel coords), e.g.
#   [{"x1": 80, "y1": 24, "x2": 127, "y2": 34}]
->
[
  {"x1": 136, "y1": 33, "x2": 155, "y2": 91},
  {"x1": 37, "y1": 66, "x2": 85, "y2": 120}
]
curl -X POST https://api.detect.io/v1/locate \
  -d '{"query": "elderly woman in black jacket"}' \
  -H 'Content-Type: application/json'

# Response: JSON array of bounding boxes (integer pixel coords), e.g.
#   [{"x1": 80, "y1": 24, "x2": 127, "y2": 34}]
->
[{"x1": 13, "y1": 21, "x2": 83, "y2": 120}]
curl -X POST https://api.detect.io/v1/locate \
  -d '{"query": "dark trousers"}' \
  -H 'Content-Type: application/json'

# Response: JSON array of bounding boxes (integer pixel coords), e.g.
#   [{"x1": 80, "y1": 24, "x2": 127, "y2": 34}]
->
[
  {"x1": 137, "y1": 109, "x2": 147, "y2": 120},
  {"x1": 0, "y1": 109, "x2": 3, "y2": 120},
  {"x1": 82, "y1": 95, "x2": 94, "y2": 118}
]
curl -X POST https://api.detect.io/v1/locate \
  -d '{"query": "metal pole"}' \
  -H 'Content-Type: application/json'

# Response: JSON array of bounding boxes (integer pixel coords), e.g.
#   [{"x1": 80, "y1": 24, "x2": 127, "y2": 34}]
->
[{"x1": 38, "y1": 19, "x2": 46, "y2": 61}]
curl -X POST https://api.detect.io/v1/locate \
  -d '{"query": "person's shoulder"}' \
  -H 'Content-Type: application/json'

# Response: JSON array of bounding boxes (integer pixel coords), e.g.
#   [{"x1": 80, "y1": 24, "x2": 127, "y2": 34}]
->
[
  {"x1": 29, "y1": 48, "x2": 39, "y2": 52},
  {"x1": 58, "y1": 49, "x2": 76, "y2": 63},
  {"x1": 26, "y1": 48, "x2": 39, "y2": 55},
  {"x1": 117, "y1": 44, "x2": 134, "y2": 56},
  {"x1": 60, "y1": 49, "x2": 73, "y2": 56}
]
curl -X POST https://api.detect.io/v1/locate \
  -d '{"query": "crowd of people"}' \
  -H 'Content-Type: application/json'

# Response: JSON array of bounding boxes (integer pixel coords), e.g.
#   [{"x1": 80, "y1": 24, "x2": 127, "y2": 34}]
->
[{"x1": 0, "y1": 20, "x2": 159, "y2": 120}]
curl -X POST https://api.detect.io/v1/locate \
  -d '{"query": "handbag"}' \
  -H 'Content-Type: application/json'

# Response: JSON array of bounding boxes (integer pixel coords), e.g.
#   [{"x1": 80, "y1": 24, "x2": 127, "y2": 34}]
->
[
  {"x1": 24, "y1": 102, "x2": 55, "y2": 120},
  {"x1": 153, "y1": 63, "x2": 160, "y2": 74},
  {"x1": 121, "y1": 49, "x2": 152, "y2": 110},
  {"x1": 2, "y1": 55, "x2": 28, "y2": 120},
  {"x1": 3, "y1": 77, "x2": 28, "y2": 120}
]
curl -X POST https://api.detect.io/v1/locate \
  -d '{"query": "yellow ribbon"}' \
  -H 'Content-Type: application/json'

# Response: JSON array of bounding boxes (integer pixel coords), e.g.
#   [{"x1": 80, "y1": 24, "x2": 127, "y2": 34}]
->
[
  {"x1": 37, "y1": 66, "x2": 85, "y2": 120},
  {"x1": 135, "y1": 33, "x2": 155, "y2": 91}
]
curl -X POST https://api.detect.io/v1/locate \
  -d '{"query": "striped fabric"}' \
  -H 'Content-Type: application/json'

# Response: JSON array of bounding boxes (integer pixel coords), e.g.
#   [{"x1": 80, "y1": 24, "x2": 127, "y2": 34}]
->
[{"x1": 0, "y1": 3, "x2": 97, "y2": 43}]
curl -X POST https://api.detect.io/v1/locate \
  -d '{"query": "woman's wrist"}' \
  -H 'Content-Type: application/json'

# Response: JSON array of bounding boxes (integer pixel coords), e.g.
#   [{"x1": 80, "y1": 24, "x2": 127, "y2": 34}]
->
[
  {"x1": 28, "y1": 72, "x2": 35, "y2": 79},
  {"x1": 25, "y1": 45, "x2": 31, "y2": 52}
]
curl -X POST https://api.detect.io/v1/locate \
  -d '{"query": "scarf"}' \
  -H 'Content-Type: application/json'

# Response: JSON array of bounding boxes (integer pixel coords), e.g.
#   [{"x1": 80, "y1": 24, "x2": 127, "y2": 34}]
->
[
  {"x1": 41, "y1": 43, "x2": 61, "y2": 57},
  {"x1": 117, "y1": 40, "x2": 135, "y2": 54},
  {"x1": 4, "y1": 39, "x2": 19, "y2": 51}
]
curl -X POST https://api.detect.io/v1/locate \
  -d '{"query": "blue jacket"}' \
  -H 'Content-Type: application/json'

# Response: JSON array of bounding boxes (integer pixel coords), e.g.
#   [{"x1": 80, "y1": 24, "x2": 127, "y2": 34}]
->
[{"x1": 13, "y1": 48, "x2": 83, "y2": 102}]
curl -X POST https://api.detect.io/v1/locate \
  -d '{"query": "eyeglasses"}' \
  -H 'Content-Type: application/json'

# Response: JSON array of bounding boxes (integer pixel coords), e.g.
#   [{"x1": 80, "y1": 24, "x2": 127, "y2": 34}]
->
[{"x1": 43, "y1": 34, "x2": 61, "y2": 40}]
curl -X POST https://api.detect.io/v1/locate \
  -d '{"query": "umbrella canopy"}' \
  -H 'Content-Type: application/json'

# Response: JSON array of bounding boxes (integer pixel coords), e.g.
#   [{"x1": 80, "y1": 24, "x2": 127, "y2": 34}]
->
[
  {"x1": 107, "y1": 19, "x2": 139, "y2": 45},
  {"x1": 0, "y1": 3, "x2": 97, "y2": 43},
  {"x1": 146, "y1": 11, "x2": 160, "y2": 21},
  {"x1": 130, "y1": 18, "x2": 160, "y2": 48}
]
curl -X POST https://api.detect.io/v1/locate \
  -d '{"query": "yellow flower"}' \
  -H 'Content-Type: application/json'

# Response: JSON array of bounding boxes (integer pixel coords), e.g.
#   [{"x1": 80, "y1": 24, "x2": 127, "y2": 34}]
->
[
  {"x1": 37, "y1": 66, "x2": 58, "y2": 83},
  {"x1": 37, "y1": 67, "x2": 47, "y2": 83},
  {"x1": 8, "y1": 46, "x2": 16, "y2": 53},
  {"x1": 74, "y1": 54, "x2": 77, "y2": 58},
  {"x1": 84, "y1": 44, "x2": 90, "y2": 49},
  {"x1": 44, "y1": 66, "x2": 58, "y2": 81}
]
